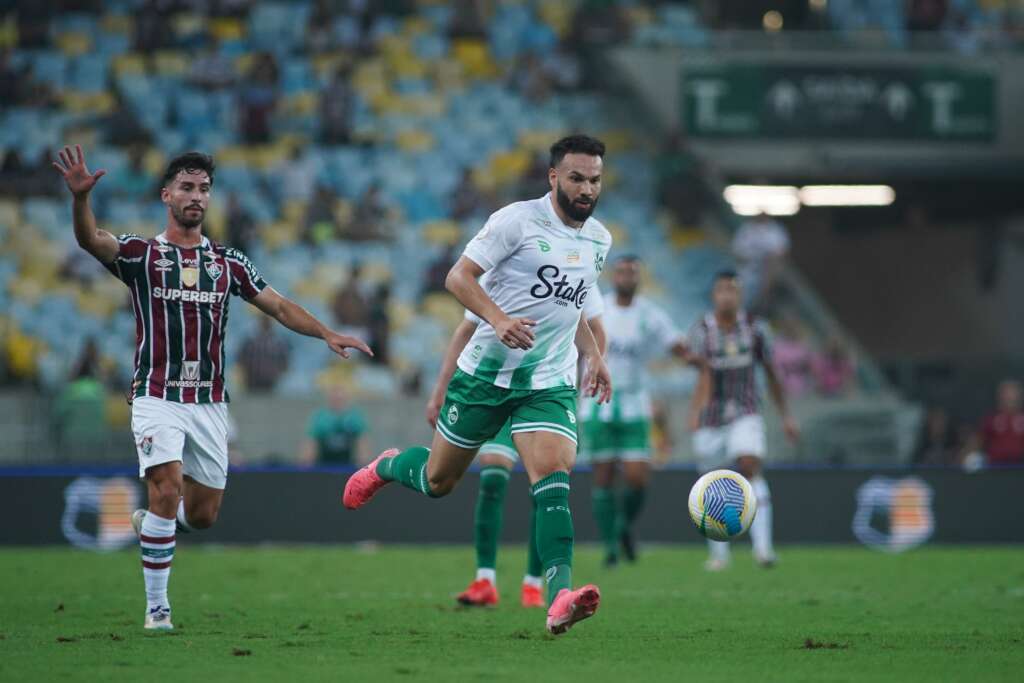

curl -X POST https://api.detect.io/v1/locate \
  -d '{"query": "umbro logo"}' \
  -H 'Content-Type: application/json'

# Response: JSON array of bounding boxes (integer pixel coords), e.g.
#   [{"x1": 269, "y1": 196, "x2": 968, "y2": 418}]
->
[{"x1": 154, "y1": 258, "x2": 174, "y2": 268}]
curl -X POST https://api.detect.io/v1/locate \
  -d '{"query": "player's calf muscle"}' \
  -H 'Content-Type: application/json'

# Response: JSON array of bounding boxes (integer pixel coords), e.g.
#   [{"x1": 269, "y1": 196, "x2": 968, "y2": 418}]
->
[{"x1": 425, "y1": 432, "x2": 477, "y2": 496}]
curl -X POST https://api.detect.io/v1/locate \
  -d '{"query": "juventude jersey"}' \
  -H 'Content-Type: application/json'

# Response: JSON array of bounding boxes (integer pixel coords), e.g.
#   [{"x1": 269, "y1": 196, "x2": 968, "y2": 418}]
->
[
  {"x1": 457, "y1": 193, "x2": 612, "y2": 390},
  {"x1": 104, "y1": 232, "x2": 268, "y2": 404},
  {"x1": 583, "y1": 294, "x2": 682, "y2": 423},
  {"x1": 463, "y1": 281, "x2": 605, "y2": 326},
  {"x1": 688, "y1": 311, "x2": 772, "y2": 427}
]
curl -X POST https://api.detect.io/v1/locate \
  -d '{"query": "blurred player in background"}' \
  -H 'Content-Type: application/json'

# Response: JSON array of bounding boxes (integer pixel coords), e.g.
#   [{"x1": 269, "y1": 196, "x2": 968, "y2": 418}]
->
[
  {"x1": 53, "y1": 146, "x2": 370, "y2": 630},
  {"x1": 344, "y1": 135, "x2": 612, "y2": 634},
  {"x1": 426, "y1": 291, "x2": 606, "y2": 608},
  {"x1": 687, "y1": 270, "x2": 798, "y2": 570},
  {"x1": 581, "y1": 255, "x2": 690, "y2": 567}
]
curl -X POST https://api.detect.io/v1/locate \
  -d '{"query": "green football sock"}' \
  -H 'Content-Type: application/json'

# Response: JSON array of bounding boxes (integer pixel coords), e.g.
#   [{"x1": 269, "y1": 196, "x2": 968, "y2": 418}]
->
[
  {"x1": 532, "y1": 471, "x2": 574, "y2": 605},
  {"x1": 474, "y1": 467, "x2": 509, "y2": 570},
  {"x1": 592, "y1": 487, "x2": 619, "y2": 559},
  {"x1": 622, "y1": 486, "x2": 647, "y2": 529},
  {"x1": 526, "y1": 492, "x2": 543, "y2": 578},
  {"x1": 375, "y1": 446, "x2": 438, "y2": 497}
]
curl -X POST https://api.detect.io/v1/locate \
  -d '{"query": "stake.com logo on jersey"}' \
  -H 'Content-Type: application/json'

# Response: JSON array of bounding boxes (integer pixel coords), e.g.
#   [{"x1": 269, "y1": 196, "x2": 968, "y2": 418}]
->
[{"x1": 529, "y1": 265, "x2": 588, "y2": 309}]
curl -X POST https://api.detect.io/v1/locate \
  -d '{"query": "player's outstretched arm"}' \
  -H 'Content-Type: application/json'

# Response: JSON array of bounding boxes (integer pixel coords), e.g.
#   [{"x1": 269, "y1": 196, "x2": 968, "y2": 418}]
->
[
  {"x1": 52, "y1": 144, "x2": 117, "y2": 264},
  {"x1": 763, "y1": 363, "x2": 800, "y2": 443},
  {"x1": 250, "y1": 287, "x2": 372, "y2": 359},
  {"x1": 687, "y1": 365, "x2": 710, "y2": 432},
  {"x1": 426, "y1": 318, "x2": 478, "y2": 428},
  {"x1": 576, "y1": 315, "x2": 612, "y2": 404},
  {"x1": 445, "y1": 256, "x2": 536, "y2": 350},
  {"x1": 588, "y1": 314, "x2": 608, "y2": 356}
]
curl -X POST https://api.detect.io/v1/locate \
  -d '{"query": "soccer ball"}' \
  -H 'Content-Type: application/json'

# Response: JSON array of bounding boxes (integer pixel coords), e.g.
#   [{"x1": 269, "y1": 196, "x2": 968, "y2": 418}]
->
[{"x1": 688, "y1": 470, "x2": 758, "y2": 541}]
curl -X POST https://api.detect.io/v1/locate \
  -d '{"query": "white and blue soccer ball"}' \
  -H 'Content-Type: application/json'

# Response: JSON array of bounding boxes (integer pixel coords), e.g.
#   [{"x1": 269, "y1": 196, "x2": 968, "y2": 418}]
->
[{"x1": 688, "y1": 470, "x2": 758, "y2": 541}]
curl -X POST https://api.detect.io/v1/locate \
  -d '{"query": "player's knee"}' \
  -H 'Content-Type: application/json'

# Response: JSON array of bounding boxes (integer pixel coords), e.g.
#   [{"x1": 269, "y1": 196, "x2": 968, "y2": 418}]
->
[
  {"x1": 147, "y1": 478, "x2": 181, "y2": 513},
  {"x1": 187, "y1": 507, "x2": 218, "y2": 529},
  {"x1": 427, "y1": 473, "x2": 458, "y2": 497}
]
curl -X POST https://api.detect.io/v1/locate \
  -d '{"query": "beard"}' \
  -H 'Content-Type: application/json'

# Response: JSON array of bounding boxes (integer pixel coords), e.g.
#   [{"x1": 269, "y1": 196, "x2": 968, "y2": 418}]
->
[
  {"x1": 173, "y1": 204, "x2": 204, "y2": 228},
  {"x1": 615, "y1": 283, "x2": 637, "y2": 299},
  {"x1": 556, "y1": 183, "x2": 598, "y2": 223}
]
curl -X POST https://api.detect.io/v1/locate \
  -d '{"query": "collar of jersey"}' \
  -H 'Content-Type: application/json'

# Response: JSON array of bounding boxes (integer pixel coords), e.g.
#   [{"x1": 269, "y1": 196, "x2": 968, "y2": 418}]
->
[
  {"x1": 541, "y1": 192, "x2": 587, "y2": 235},
  {"x1": 156, "y1": 232, "x2": 210, "y2": 250}
]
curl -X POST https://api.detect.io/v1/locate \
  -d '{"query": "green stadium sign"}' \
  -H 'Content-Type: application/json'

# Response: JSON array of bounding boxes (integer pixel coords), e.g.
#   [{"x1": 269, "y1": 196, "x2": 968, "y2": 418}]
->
[{"x1": 682, "y1": 63, "x2": 995, "y2": 141}]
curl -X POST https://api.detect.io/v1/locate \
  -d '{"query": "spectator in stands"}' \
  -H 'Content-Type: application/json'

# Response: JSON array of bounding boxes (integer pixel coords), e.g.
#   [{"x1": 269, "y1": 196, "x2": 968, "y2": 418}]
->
[
  {"x1": 772, "y1": 316, "x2": 813, "y2": 399},
  {"x1": 913, "y1": 406, "x2": 961, "y2": 466},
  {"x1": 906, "y1": 0, "x2": 949, "y2": 32},
  {"x1": 133, "y1": 0, "x2": 172, "y2": 52},
  {"x1": 510, "y1": 53, "x2": 554, "y2": 104},
  {"x1": 107, "y1": 145, "x2": 153, "y2": 200},
  {"x1": 366, "y1": 282, "x2": 392, "y2": 367},
  {"x1": 279, "y1": 146, "x2": 317, "y2": 201},
  {"x1": 331, "y1": 264, "x2": 370, "y2": 335},
  {"x1": 656, "y1": 131, "x2": 706, "y2": 227},
  {"x1": 320, "y1": 65, "x2": 355, "y2": 145},
  {"x1": 103, "y1": 90, "x2": 152, "y2": 148},
  {"x1": 0, "y1": 50, "x2": 26, "y2": 107},
  {"x1": 226, "y1": 192, "x2": 257, "y2": 254},
  {"x1": 812, "y1": 335, "x2": 855, "y2": 397},
  {"x1": 421, "y1": 245, "x2": 458, "y2": 299},
  {"x1": 52, "y1": 339, "x2": 109, "y2": 460},
  {"x1": 346, "y1": 182, "x2": 394, "y2": 241},
  {"x1": 307, "y1": 0, "x2": 336, "y2": 53},
  {"x1": 732, "y1": 212, "x2": 790, "y2": 312},
  {"x1": 449, "y1": 0, "x2": 488, "y2": 38},
  {"x1": 0, "y1": 150, "x2": 25, "y2": 197},
  {"x1": 299, "y1": 384, "x2": 370, "y2": 466},
  {"x1": 450, "y1": 167, "x2": 489, "y2": 221},
  {"x1": 238, "y1": 315, "x2": 290, "y2": 393},
  {"x1": 303, "y1": 183, "x2": 341, "y2": 244},
  {"x1": 189, "y1": 38, "x2": 237, "y2": 90},
  {"x1": 238, "y1": 51, "x2": 280, "y2": 144},
  {"x1": 977, "y1": 379, "x2": 1024, "y2": 466}
]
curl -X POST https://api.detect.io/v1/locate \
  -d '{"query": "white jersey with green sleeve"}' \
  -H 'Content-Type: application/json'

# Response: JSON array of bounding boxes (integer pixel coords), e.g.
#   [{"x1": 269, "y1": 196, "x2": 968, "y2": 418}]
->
[
  {"x1": 582, "y1": 294, "x2": 683, "y2": 422},
  {"x1": 457, "y1": 193, "x2": 612, "y2": 390}
]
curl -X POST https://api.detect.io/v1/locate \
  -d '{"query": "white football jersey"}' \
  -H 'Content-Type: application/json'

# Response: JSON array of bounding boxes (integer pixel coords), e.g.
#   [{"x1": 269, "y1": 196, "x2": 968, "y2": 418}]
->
[
  {"x1": 582, "y1": 294, "x2": 682, "y2": 421},
  {"x1": 457, "y1": 193, "x2": 612, "y2": 390}
]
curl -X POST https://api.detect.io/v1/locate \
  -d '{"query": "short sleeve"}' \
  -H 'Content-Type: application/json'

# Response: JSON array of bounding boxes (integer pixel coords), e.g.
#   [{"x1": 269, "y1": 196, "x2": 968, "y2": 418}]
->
[
  {"x1": 462, "y1": 209, "x2": 524, "y2": 272},
  {"x1": 647, "y1": 304, "x2": 683, "y2": 354},
  {"x1": 464, "y1": 309, "x2": 483, "y2": 324},
  {"x1": 103, "y1": 234, "x2": 149, "y2": 284},
  {"x1": 753, "y1": 318, "x2": 774, "y2": 364},
  {"x1": 224, "y1": 247, "x2": 268, "y2": 300},
  {"x1": 583, "y1": 287, "x2": 604, "y2": 320},
  {"x1": 686, "y1": 319, "x2": 710, "y2": 360}
]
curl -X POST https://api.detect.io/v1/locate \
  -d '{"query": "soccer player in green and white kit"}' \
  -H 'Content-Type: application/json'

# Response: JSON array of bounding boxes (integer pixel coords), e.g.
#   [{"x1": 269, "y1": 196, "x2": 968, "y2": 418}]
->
[
  {"x1": 344, "y1": 135, "x2": 613, "y2": 635},
  {"x1": 581, "y1": 255, "x2": 691, "y2": 567},
  {"x1": 425, "y1": 289, "x2": 606, "y2": 608}
]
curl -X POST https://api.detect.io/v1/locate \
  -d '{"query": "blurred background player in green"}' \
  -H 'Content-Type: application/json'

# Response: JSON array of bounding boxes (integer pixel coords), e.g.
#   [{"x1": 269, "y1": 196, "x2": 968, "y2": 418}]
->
[
  {"x1": 580, "y1": 255, "x2": 691, "y2": 567},
  {"x1": 427, "y1": 292, "x2": 606, "y2": 608},
  {"x1": 300, "y1": 384, "x2": 371, "y2": 466}
]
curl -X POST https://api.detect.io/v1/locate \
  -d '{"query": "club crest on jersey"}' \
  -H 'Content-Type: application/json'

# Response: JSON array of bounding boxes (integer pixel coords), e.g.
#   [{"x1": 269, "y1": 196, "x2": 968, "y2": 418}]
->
[
  {"x1": 447, "y1": 405, "x2": 459, "y2": 425},
  {"x1": 181, "y1": 267, "x2": 199, "y2": 288},
  {"x1": 182, "y1": 360, "x2": 200, "y2": 381},
  {"x1": 204, "y1": 260, "x2": 223, "y2": 281}
]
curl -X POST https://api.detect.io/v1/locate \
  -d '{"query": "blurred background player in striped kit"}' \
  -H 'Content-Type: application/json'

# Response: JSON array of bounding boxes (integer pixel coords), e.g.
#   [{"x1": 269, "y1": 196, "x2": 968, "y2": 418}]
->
[{"x1": 687, "y1": 270, "x2": 799, "y2": 571}]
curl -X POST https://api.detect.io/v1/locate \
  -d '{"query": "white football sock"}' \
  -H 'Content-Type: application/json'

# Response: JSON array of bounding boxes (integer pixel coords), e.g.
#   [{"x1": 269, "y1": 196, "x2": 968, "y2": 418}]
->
[
  {"x1": 750, "y1": 475, "x2": 774, "y2": 557},
  {"x1": 140, "y1": 512, "x2": 176, "y2": 610},
  {"x1": 707, "y1": 539, "x2": 731, "y2": 562},
  {"x1": 476, "y1": 568, "x2": 496, "y2": 583},
  {"x1": 522, "y1": 574, "x2": 543, "y2": 588}
]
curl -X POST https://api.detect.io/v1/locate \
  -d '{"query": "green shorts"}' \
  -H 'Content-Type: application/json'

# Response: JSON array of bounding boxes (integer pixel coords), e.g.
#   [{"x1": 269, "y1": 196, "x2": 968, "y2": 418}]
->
[
  {"x1": 479, "y1": 420, "x2": 518, "y2": 463},
  {"x1": 437, "y1": 369, "x2": 579, "y2": 450},
  {"x1": 582, "y1": 418, "x2": 651, "y2": 462}
]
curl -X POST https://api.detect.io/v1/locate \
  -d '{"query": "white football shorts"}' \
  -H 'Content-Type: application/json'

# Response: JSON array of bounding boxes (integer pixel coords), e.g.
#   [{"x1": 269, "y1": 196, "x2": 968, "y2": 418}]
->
[
  {"x1": 131, "y1": 396, "x2": 230, "y2": 489},
  {"x1": 692, "y1": 413, "x2": 766, "y2": 473}
]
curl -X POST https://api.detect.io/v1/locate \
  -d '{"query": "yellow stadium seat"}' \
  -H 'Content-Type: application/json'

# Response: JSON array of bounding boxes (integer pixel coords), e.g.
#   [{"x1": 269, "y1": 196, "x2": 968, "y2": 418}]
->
[
  {"x1": 599, "y1": 130, "x2": 634, "y2": 153},
  {"x1": 60, "y1": 91, "x2": 116, "y2": 115},
  {"x1": 401, "y1": 16, "x2": 432, "y2": 37},
  {"x1": 112, "y1": 53, "x2": 146, "y2": 76},
  {"x1": 431, "y1": 58, "x2": 466, "y2": 92},
  {"x1": 154, "y1": 51, "x2": 188, "y2": 76},
  {"x1": 56, "y1": 31, "x2": 92, "y2": 56},
  {"x1": 395, "y1": 128, "x2": 435, "y2": 152},
  {"x1": 0, "y1": 15, "x2": 18, "y2": 49},
  {"x1": 101, "y1": 13, "x2": 134, "y2": 35},
  {"x1": 539, "y1": 2, "x2": 576, "y2": 37},
  {"x1": 421, "y1": 220, "x2": 461, "y2": 246},
  {"x1": 489, "y1": 149, "x2": 531, "y2": 184},
  {"x1": 209, "y1": 18, "x2": 244, "y2": 41},
  {"x1": 105, "y1": 391, "x2": 131, "y2": 428},
  {"x1": 451, "y1": 39, "x2": 498, "y2": 79},
  {"x1": 0, "y1": 200, "x2": 20, "y2": 228},
  {"x1": 670, "y1": 228, "x2": 707, "y2": 250},
  {"x1": 6, "y1": 329, "x2": 44, "y2": 380},
  {"x1": 388, "y1": 301, "x2": 415, "y2": 332},
  {"x1": 422, "y1": 292, "x2": 464, "y2": 329},
  {"x1": 519, "y1": 130, "x2": 565, "y2": 153},
  {"x1": 172, "y1": 13, "x2": 205, "y2": 40}
]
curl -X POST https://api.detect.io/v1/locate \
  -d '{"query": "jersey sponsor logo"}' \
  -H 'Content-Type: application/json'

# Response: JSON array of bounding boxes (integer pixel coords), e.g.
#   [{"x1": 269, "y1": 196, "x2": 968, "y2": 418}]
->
[
  {"x1": 538, "y1": 239, "x2": 551, "y2": 253},
  {"x1": 709, "y1": 353, "x2": 754, "y2": 370},
  {"x1": 447, "y1": 405, "x2": 459, "y2": 425},
  {"x1": 181, "y1": 257, "x2": 198, "y2": 265},
  {"x1": 167, "y1": 379, "x2": 214, "y2": 389},
  {"x1": 154, "y1": 245, "x2": 172, "y2": 253},
  {"x1": 529, "y1": 265, "x2": 589, "y2": 310},
  {"x1": 204, "y1": 260, "x2": 223, "y2": 281},
  {"x1": 182, "y1": 360, "x2": 200, "y2": 380},
  {"x1": 181, "y1": 267, "x2": 199, "y2": 288},
  {"x1": 853, "y1": 477, "x2": 934, "y2": 553},
  {"x1": 152, "y1": 286, "x2": 226, "y2": 304}
]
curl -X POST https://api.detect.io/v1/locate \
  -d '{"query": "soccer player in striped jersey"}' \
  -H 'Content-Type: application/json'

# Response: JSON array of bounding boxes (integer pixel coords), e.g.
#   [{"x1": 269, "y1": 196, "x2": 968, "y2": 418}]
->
[
  {"x1": 53, "y1": 146, "x2": 370, "y2": 630},
  {"x1": 426, "y1": 290, "x2": 606, "y2": 609},
  {"x1": 344, "y1": 135, "x2": 612, "y2": 634},
  {"x1": 580, "y1": 255, "x2": 691, "y2": 568},
  {"x1": 686, "y1": 270, "x2": 799, "y2": 571}
]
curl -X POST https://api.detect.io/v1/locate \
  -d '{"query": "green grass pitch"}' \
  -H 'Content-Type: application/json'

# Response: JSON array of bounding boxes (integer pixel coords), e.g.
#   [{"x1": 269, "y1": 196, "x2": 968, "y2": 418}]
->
[{"x1": 0, "y1": 545, "x2": 1021, "y2": 682}]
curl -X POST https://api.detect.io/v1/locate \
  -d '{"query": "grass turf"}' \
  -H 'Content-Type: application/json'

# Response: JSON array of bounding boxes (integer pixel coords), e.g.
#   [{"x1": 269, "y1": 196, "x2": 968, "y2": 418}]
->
[{"x1": 0, "y1": 545, "x2": 1021, "y2": 682}]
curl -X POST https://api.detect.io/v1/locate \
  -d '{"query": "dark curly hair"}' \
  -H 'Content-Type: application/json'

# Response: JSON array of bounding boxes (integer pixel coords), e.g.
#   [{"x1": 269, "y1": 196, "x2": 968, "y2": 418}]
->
[
  {"x1": 549, "y1": 134, "x2": 605, "y2": 169},
  {"x1": 162, "y1": 151, "x2": 215, "y2": 186}
]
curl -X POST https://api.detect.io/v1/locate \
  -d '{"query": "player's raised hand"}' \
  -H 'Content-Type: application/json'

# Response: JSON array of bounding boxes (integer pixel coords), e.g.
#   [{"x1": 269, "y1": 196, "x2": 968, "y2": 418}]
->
[
  {"x1": 582, "y1": 353, "x2": 612, "y2": 404},
  {"x1": 494, "y1": 315, "x2": 536, "y2": 350},
  {"x1": 52, "y1": 145, "x2": 106, "y2": 198},
  {"x1": 324, "y1": 330, "x2": 373, "y2": 359}
]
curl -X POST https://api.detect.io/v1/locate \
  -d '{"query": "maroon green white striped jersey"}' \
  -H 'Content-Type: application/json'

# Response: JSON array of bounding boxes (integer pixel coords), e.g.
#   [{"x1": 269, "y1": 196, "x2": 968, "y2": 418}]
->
[
  {"x1": 104, "y1": 232, "x2": 267, "y2": 403},
  {"x1": 688, "y1": 311, "x2": 772, "y2": 428}
]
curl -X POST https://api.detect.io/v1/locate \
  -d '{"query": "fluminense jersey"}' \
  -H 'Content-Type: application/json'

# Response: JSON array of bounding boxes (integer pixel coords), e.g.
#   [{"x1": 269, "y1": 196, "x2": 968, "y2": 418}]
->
[
  {"x1": 583, "y1": 294, "x2": 683, "y2": 422},
  {"x1": 104, "y1": 232, "x2": 268, "y2": 404},
  {"x1": 457, "y1": 193, "x2": 612, "y2": 390},
  {"x1": 688, "y1": 311, "x2": 772, "y2": 427}
]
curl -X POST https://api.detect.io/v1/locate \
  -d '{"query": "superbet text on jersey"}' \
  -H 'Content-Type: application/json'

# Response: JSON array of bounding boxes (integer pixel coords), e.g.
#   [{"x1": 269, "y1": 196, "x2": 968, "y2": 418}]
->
[{"x1": 105, "y1": 233, "x2": 267, "y2": 404}]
